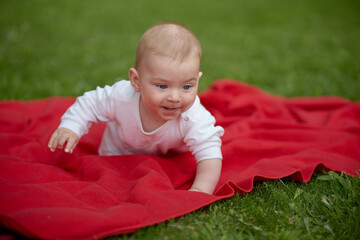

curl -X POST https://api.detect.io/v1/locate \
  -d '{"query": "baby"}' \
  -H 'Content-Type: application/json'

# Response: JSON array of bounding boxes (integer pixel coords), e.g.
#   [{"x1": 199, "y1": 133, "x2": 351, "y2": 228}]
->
[{"x1": 48, "y1": 22, "x2": 224, "y2": 194}]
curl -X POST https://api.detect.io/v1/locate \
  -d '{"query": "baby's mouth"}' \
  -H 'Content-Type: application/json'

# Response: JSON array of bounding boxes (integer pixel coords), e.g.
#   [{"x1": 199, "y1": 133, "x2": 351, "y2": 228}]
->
[{"x1": 163, "y1": 106, "x2": 179, "y2": 112}]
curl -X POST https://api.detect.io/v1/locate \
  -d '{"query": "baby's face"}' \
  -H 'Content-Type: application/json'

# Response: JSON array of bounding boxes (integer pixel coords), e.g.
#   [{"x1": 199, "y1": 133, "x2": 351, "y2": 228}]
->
[{"x1": 135, "y1": 54, "x2": 202, "y2": 128}]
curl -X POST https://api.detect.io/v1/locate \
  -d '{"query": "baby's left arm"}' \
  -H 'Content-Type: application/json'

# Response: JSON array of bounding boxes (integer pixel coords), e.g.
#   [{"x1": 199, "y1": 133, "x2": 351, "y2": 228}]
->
[{"x1": 189, "y1": 158, "x2": 222, "y2": 194}]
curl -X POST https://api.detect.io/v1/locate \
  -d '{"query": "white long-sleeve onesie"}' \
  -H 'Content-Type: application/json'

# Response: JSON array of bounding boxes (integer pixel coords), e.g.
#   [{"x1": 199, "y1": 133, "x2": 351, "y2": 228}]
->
[{"x1": 59, "y1": 80, "x2": 224, "y2": 163}]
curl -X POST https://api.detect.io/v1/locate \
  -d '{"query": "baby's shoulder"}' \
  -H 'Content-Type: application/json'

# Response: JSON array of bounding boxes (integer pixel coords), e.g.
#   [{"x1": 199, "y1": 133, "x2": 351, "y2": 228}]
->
[
  {"x1": 181, "y1": 96, "x2": 214, "y2": 124},
  {"x1": 107, "y1": 80, "x2": 136, "y2": 102}
]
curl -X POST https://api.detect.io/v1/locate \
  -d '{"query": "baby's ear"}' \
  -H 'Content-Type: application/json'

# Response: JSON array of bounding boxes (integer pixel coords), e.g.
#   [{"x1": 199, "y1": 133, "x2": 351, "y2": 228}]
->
[
  {"x1": 129, "y1": 68, "x2": 141, "y2": 92},
  {"x1": 198, "y1": 71, "x2": 203, "y2": 80}
]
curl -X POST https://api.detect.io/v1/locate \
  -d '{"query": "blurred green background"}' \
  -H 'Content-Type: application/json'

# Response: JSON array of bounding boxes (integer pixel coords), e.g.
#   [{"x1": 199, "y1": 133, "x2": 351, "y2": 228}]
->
[{"x1": 1, "y1": 0, "x2": 359, "y2": 100}]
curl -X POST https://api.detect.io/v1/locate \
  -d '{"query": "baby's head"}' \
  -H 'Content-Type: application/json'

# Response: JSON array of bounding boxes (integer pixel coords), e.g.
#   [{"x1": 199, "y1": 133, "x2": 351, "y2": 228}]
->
[
  {"x1": 129, "y1": 22, "x2": 203, "y2": 131},
  {"x1": 134, "y1": 22, "x2": 202, "y2": 72}
]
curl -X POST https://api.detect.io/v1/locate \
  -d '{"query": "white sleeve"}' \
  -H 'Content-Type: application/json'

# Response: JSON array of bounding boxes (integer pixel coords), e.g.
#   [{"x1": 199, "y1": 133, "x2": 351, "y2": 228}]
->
[
  {"x1": 182, "y1": 98, "x2": 224, "y2": 163},
  {"x1": 59, "y1": 84, "x2": 118, "y2": 138}
]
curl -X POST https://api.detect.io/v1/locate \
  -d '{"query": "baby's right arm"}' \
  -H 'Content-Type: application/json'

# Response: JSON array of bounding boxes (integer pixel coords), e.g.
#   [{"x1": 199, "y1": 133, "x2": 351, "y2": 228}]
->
[
  {"x1": 47, "y1": 81, "x2": 128, "y2": 153},
  {"x1": 48, "y1": 128, "x2": 79, "y2": 153},
  {"x1": 47, "y1": 85, "x2": 112, "y2": 153}
]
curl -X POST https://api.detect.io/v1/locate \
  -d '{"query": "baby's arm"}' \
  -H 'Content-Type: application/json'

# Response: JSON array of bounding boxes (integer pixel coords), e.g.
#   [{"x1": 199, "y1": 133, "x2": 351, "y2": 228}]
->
[
  {"x1": 189, "y1": 158, "x2": 222, "y2": 194},
  {"x1": 48, "y1": 128, "x2": 79, "y2": 153},
  {"x1": 47, "y1": 82, "x2": 123, "y2": 153}
]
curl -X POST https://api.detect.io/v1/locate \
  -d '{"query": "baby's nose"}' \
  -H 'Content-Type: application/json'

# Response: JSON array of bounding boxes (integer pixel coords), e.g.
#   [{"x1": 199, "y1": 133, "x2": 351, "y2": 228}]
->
[{"x1": 167, "y1": 89, "x2": 180, "y2": 102}]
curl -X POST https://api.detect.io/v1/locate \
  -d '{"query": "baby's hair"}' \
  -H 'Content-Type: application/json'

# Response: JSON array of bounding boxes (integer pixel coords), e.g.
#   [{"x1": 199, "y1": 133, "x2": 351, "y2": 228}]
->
[{"x1": 135, "y1": 22, "x2": 202, "y2": 70}]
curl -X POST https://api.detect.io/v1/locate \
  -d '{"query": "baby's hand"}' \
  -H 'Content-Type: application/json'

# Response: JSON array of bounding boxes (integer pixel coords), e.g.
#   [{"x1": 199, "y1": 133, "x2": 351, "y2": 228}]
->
[{"x1": 48, "y1": 128, "x2": 79, "y2": 153}]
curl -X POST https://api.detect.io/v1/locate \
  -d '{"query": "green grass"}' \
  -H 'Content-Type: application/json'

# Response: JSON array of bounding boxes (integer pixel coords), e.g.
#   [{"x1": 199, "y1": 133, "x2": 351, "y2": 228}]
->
[
  {"x1": 1, "y1": 0, "x2": 359, "y2": 239},
  {"x1": 1, "y1": 0, "x2": 359, "y2": 100},
  {"x1": 110, "y1": 172, "x2": 360, "y2": 240}
]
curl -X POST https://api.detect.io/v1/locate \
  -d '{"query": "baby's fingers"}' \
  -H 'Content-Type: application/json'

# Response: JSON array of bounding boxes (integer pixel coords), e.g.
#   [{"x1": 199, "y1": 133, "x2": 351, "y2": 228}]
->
[
  {"x1": 64, "y1": 136, "x2": 79, "y2": 153},
  {"x1": 48, "y1": 128, "x2": 79, "y2": 153},
  {"x1": 48, "y1": 132, "x2": 60, "y2": 152}
]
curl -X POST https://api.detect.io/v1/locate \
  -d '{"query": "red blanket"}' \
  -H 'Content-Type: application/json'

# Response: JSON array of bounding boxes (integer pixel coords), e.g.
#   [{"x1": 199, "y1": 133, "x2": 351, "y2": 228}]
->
[{"x1": 1, "y1": 79, "x2": 359, "y2": 239}]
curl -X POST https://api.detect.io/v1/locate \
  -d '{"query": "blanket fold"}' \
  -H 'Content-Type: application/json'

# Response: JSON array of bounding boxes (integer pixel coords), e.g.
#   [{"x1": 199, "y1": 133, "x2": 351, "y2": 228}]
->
[{"x1": 1, "y1": 79, "x2": 359, "y2": 239}]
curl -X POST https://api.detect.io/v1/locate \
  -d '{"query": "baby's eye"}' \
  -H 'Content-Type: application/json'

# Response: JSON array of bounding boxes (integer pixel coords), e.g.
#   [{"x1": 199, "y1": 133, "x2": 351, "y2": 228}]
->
[
  {"x1": 183, "y1": 85, "x2": 191, "y2": 90},
  {"x1": 156, "y1": 84, "x2": 167, "y2": 89}
]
